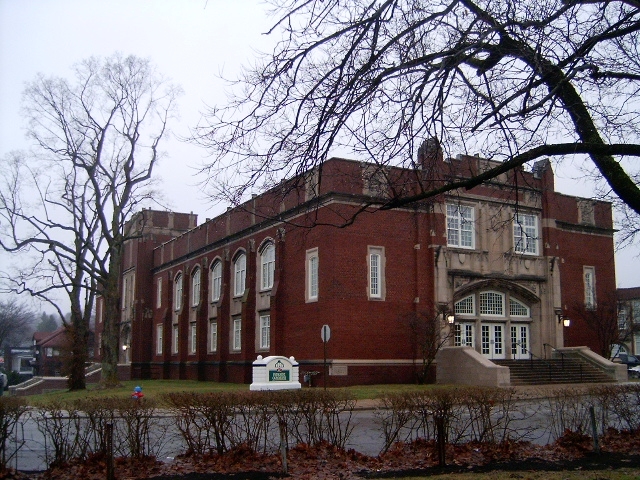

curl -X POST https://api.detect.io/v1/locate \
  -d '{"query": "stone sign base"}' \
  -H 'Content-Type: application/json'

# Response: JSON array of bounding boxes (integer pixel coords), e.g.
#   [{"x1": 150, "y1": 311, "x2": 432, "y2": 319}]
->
[{"x1": 250, "y1": 355, "x2": 301, "y2": 391}]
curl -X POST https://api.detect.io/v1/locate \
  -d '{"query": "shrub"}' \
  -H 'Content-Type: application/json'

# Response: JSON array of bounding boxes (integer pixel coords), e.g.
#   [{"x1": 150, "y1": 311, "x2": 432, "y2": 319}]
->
[{"x1": 0, "y1": 397, "x2": 28, "y2": 471}]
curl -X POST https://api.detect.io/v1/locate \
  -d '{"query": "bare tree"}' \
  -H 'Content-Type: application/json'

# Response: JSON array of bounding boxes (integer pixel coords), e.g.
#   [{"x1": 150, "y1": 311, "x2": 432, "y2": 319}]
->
[
  {"x1": 197, "y1": 0, "x2": 640, "y2": 231},
  {"x1": 402, "y1": 307, "x2": 454, "y2": 384},
  {"x1": 569, "y1": 294, "x2": 638, "y2": 359},
  {"x1": 0, "y1": 298, "x2": 35, "y2": 349},
  {"x1": 0, "y1": 54, "x2": 181, "y2": 389}
]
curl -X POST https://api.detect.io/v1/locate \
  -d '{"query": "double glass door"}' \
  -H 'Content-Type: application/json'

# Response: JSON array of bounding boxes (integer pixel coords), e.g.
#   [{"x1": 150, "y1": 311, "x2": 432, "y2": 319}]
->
[
  {"x1": 481, "y1": 324, "x2": 505, "y2": 360},
  {"x1": 463, "y1": 322, "x2": 530, "y2": 360}
]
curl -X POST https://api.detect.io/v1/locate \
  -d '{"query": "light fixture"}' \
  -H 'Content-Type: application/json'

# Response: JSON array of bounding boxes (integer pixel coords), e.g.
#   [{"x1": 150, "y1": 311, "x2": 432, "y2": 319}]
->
[
  {"x1": 447, "y1": 314, "x2": 455, "y2": 324},
  {"x1": 122, "y1": 344, "x2": 129, "y2": 351},
  {"x1": 556, "y1": 309, "x2": 570, "y2": 327}
]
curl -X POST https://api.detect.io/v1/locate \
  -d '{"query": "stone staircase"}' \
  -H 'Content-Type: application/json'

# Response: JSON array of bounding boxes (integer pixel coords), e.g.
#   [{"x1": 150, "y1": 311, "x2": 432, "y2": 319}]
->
[{"x1": 494, "y1": 357, "x2": 614, "y2": 386}]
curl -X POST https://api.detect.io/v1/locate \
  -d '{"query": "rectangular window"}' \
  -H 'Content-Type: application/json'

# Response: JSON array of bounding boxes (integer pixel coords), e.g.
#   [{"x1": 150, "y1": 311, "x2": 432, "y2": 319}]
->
[
  {"x1": 233, "y1": 318, "x2": 242, "y2": 351},
  {"x1": 368, "y1": 247, "x2": 385, "y2": 299},
  {"x1": 209, "y1": 320, "x2": 218, "y2": 352},
  {"x1": 306, "y1": 249, "x2": 319, "y2": 301},
  {"x1": 122, "y1": 276, "x2": 129, "y2": 310},
  {"x1": 97, "y1": 300, "x2": 103, "y2": 324},
  {"x1": 172, "y1": 324, "x2": 179, "y2": 354},
  {"x1": 97, "y1": 333, "x2": 101, "y2": 356},
  {"x1": 156, "y1": 278, "x2": 162, "y2": 309},
  {"x1": 447, "y1": 204, "x2": 475, "y2": 249},
  {"x1": 632, "y1": 300, "x2": 640, "y2": 324},
  {"x1": 190, "y1": 322, "x2": 197, "y2": 354},
  {"x1": 618, "y1": 308, "x2": 628, "y2": 330},
  {"x1": 259, "y1": 314, "x2": 270, "y2": 349},
  {"x1": 584, "y1": 266, "x2": 596, "y2": 309},
  {"x1": 156, "y1": 325, "x2": 163, "y2": 355},
  {"x1": 513, "y1": 213, "x2": 539, "y2": 255}
]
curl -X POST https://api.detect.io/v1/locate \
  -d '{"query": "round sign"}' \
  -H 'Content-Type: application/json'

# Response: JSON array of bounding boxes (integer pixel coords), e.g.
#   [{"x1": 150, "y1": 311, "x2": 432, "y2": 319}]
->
[{"x1": 321, "y1": 324, "x2": 331, "y2": 342}]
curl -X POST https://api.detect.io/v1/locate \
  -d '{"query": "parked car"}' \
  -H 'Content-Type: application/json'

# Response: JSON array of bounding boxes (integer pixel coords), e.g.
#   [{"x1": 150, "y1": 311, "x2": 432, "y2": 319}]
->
[
  {"x1": 615, "y1": 353, "x2": 640, "y2": 366},
  {"x1": 628, "y1": 365, "x2": 640, "y2": 379}
]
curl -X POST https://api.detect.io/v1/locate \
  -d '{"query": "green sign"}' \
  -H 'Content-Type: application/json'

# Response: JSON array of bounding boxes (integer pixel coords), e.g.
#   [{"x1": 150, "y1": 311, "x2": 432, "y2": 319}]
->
[
  {"x1": 269, "y1": 370, "x2": 290, "y2": 382},
  {"x1": 269, "y1": 359, "x2": 290, "y2": 382}
]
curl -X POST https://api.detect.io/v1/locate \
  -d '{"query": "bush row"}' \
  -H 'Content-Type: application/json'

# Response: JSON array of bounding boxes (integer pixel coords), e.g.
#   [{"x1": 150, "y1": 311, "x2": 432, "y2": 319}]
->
[
  {"x1": 1, "y1": 383, "x2": 639, "y2": 471},
  {"x1": 375, "y1": 384, "x2": 640, "y2": 454}
]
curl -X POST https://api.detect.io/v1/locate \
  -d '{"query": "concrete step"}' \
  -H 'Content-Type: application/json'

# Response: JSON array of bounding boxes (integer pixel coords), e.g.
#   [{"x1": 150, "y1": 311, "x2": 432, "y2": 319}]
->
[{"x1": 494, "y1": 358, "x2": 612, "y2": 385}]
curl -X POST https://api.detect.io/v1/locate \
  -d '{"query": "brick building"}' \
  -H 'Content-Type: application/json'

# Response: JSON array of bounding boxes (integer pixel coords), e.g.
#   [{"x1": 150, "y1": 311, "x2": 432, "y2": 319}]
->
[
  {"x1": 96, "y1": 144, "x2": 617, "y2": 386},
  {"x1": 616, "y1": 287, "x2": 640, "y2": 356}
]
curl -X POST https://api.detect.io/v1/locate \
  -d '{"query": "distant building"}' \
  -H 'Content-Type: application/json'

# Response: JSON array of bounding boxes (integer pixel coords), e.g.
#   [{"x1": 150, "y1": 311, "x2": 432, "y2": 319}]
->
[
  {"x1": 96, "y1": 145, "x2": 617, "y2": 386},
  {"x1": 616, "y1": 287, "x2": 640, "y2": 356},
  {"x1": 32, "y1": 327, "x2": 95, "y2": 377},
  {"x1": 3, "y1": 347, "x2": 34, "y2": 377}
]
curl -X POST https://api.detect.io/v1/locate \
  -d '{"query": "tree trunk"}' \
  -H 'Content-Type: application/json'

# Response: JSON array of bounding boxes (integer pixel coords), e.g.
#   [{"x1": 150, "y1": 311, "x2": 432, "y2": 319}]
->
[
  {"x1": 101, "y1": 248, "x2": 123, "y2": 387},
  {"x1": 66, "y1": 292, "x2": 87, "y2": 391}
]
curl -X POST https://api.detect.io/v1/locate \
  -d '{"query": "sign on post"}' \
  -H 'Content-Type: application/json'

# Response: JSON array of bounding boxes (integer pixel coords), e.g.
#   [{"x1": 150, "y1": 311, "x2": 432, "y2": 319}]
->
[
  {"x1": 321, "y1": 325, "x2": 331, "y2": 390},
  {"x1": 321, "y1": 324, "x2": 331, "y2": 342}
]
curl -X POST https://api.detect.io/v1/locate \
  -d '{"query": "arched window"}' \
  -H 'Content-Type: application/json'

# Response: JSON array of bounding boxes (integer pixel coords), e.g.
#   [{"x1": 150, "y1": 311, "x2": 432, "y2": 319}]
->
[
  {"x1": 174, "y1": 273, "x2": 183, "y2": 311},
  {"x1": 479, "y1": 291, "x2": 505, "y2": 316},
  {"x1": 191, "y1": 267, "x2": 201, "y2": 307},
  {"x1": 509, "y1": 298, "x2": 530, "y2": 317},
  {"x1": 260, "y1": 243, "x2": 275, "y2": 290},
  {"x1": 455, "y1": 295, "x2": 475, "y2": 316},
  {"x1": 210, "y1": 260, "x2": 222, "y2": 302},
  {"x1": 234, "y1": 253, "x2": 246, "y2": 297}
]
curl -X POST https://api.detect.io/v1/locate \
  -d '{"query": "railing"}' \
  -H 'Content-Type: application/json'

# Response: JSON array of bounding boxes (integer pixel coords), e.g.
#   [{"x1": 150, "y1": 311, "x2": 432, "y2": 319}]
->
[{"x1": 543, "y1": 343, "x2": 567, "y2": 368}]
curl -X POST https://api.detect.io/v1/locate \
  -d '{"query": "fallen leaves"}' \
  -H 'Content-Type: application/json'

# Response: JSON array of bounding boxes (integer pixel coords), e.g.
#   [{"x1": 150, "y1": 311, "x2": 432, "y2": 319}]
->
[{"x1": 17, "y1": 429, "x2": 640, "y2": 480}]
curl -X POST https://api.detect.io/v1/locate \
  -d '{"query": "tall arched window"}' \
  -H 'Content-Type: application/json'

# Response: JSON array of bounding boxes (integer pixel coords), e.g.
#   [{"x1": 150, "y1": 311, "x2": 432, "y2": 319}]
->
[
  {"x1": 174, "y1": 273, "x2": 183, "y2": 311},
  {"x1": 191, "y1": 267, "x2": 201, "y2": 307},
  {"x1": 234, "y1": 253, "x2": 246, "y2": 297},
  {"x1": 210, "y1": 260, "x2": 222, "y2": 302},
  {"x1": 261, "y1": 243, "x2": 275, "y2": 290}
]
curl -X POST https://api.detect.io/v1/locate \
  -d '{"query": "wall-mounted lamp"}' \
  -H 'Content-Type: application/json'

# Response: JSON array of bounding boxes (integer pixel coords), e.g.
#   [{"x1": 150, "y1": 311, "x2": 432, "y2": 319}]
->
[
  {"x1": 556, "y1": 309, "x2": 570, "y2": 327},
  {"x1": 122, "y1": 344, "x2": 129, "y2": 351},
  {"x1": 447, "y1": 314, "x2": 456, "y2": 324}
]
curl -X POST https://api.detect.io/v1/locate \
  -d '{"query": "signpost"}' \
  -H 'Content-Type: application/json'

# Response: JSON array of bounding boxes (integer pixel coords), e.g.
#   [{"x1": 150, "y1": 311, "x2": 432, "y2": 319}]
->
[{"x1": 321, "y1": 325, "x2": 330, "y2": 390}]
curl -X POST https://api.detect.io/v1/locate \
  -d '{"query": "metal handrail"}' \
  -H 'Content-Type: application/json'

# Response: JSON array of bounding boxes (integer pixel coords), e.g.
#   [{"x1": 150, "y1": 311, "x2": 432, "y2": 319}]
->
[{"x1": 543, "y1": 342, "x2": 567, "y2": 369}]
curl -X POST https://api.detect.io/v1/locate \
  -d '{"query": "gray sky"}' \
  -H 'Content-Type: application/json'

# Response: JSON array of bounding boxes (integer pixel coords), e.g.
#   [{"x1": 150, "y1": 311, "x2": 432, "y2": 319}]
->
[{"x1": 1, "y1": 0, "x2": 638, "y2": 295}]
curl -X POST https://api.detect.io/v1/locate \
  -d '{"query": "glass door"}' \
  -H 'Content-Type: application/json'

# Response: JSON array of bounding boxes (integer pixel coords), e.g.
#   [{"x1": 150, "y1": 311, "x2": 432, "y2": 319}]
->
[
  {"x1": 481, "y1": 324, "x2": 505, "y2": 360},
  {"x1": 510, "y1": 324, "x2": 530, "y2": 360}
]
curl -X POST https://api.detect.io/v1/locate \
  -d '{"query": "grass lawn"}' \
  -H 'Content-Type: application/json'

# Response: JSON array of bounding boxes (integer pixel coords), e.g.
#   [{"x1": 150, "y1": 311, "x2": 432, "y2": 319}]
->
[{"x1": 24, "y1": 380, "x2": 435, "y2": 405}]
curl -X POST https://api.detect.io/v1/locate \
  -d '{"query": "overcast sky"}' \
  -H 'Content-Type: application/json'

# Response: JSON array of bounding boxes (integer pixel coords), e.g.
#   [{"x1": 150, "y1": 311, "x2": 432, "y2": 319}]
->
[{"x1": 1, "y1": 0, "x2": 638, "y2": 300}]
